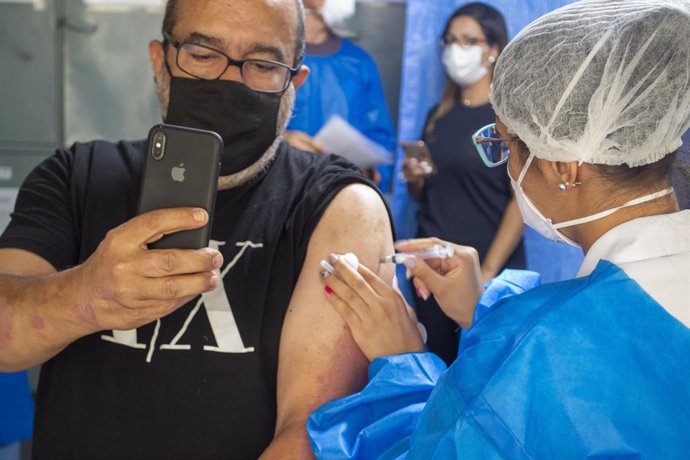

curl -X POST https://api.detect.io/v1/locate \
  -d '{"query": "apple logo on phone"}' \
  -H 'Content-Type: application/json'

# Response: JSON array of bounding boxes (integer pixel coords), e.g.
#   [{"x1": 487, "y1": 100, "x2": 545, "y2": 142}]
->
[{"x1": 171, "y1": 163, "x2": 186, "y2": 182}]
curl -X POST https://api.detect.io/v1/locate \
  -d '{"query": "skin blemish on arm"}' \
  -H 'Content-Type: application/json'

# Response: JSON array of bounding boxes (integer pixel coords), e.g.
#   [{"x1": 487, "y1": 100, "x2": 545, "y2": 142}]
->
[{"x1": 31, "y1": 314, "x2": 45, "y2": 331}]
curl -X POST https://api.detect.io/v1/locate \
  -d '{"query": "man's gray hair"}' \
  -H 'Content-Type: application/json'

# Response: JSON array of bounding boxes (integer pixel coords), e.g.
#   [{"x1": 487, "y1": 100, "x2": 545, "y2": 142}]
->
[{"x1": 162, "y1": 0, "x2": 305, "y2": 66}]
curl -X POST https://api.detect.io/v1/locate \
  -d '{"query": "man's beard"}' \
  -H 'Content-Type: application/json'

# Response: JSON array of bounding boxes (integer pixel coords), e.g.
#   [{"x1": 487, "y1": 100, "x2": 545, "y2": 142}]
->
[{"x1": 154, "y1": 73, "x2": 295, "y2": 190}]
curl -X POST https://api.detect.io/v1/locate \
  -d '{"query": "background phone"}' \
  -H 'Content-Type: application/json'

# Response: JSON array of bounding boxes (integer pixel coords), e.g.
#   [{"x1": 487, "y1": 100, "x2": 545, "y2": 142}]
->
[
  {"x1": 400, "y1": 140, "x2": 436, "y2": 174},
  {"x1": 137, "y1": 124, "x2": 222, "y2": 250}
]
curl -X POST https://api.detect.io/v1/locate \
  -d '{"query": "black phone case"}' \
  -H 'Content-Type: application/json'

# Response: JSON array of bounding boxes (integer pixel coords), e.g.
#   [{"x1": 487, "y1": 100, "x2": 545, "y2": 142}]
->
[{"x1": 137, "y1": 124, "x2": 222, "y2": 250}]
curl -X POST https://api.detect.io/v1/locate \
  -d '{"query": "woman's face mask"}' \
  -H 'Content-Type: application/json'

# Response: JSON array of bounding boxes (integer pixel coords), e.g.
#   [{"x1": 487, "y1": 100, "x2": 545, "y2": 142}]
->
[
  {"x1": 509, "y1": 152, "x2": 675, "y2": 248},
  {"x1": 509, "y1": 153, "x2": 581, "y2": 247},
  {"x1": 442, "y1": 44, "x2": 487, "y2": 86}
]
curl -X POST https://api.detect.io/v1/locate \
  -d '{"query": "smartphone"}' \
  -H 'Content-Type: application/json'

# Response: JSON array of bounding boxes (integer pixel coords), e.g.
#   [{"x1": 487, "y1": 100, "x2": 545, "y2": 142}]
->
[
  {"x1": 137, "y1": 124, "x2": 222, "y2": 250},
  {"x1": 400, "y1": 140, "x2": 436, "y2": 174}
]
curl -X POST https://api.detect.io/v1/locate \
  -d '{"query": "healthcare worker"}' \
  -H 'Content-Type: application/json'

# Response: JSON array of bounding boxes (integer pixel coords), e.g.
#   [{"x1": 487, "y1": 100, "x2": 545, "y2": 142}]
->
[
  {"x1": 309, "y1": 0, "x2": 690, "y2": 457},
  {"x1": 285, "y1": 0, "x2": 396, "y2": 191}
]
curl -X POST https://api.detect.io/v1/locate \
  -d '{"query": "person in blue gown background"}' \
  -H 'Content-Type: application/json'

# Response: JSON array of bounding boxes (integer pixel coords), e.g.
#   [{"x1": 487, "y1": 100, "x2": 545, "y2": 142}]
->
[
  {"x1": 309, "y1": 0, "x2": 690, "y2": 458},
  {"x1": 285, "y1": 0, "x2": 396, "y2": 192}
]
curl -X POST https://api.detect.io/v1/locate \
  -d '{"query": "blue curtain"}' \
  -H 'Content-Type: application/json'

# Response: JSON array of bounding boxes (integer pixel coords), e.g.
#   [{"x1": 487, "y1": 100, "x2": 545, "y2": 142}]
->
[{"x1": 392, "y1": 0, "x2": 583, "y2": 302}]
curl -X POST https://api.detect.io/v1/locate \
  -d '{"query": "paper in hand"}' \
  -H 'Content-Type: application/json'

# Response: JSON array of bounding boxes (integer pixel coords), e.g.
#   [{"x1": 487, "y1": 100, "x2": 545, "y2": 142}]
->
[{"x1": 314, "y1": 115, "x2": 392, "y2": 169}]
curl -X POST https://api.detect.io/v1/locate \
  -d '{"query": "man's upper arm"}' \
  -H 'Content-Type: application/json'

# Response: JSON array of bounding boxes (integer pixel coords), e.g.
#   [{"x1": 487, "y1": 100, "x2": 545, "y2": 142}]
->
[{"x1": 272, "y1": 182, "x2": 395, "y2": 455}]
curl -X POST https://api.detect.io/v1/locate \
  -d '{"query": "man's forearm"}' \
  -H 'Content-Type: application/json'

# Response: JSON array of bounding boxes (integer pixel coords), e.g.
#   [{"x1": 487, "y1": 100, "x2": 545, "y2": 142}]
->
[{"x1": 0, "y1": 270, "x2": 95, "y2": 372}]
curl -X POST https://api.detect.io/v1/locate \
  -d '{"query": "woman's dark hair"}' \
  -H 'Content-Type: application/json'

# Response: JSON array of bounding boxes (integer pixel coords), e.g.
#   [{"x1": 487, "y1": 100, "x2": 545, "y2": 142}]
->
[
  {"x1": 593, "y1": 152, "x2": 678, "y2": 192},
  {"x1": 442, "y1": 2, "x2": 508, "y2": 51},
  {"x1": 514, "y1": 140, "x2": 678, "y2": 197},
  {"x1": 425, "y1": 2, "x2": 508, "y2": 137}
]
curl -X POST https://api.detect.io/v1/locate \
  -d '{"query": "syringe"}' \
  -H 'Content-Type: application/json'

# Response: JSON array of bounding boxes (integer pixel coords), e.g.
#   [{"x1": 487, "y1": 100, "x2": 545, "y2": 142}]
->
[{"x1": 379, "y1": 244, "x2": 454, "y2": 264}]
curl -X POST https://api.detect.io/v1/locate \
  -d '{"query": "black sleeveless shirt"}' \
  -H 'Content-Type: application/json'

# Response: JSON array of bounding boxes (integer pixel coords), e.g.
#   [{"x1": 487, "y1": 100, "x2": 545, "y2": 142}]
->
[{"x1": 1, "y1": 140, "x2": 372, "y2": 459}]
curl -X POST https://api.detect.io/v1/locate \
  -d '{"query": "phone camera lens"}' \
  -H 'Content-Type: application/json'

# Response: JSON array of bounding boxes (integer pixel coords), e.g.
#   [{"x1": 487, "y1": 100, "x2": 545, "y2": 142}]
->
[{"x1": 151, "y1": 131, "x2": 166, "y2": 160}]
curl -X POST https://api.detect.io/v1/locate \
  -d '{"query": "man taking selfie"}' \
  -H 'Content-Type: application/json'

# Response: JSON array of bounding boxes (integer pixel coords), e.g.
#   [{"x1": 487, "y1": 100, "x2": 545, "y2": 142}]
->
[{"x1": 0, "y1": 1, "x2": 395, "y2": 458}]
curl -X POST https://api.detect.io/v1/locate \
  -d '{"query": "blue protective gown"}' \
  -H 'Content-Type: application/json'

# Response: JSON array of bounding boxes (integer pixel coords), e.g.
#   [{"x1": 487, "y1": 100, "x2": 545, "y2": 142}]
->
[
  {"x1": 288, "y1": 39, "x2": 396, "y2": 192},
  {"x1": 308, "y1": 262, "x2": 690, "y2": 458}
]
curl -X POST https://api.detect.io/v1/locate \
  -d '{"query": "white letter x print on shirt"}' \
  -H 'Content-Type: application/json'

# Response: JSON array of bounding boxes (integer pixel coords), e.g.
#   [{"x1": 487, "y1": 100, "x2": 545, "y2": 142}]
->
[{"x1": 100, "y1": 240, "x2": 262, "y2": 362}]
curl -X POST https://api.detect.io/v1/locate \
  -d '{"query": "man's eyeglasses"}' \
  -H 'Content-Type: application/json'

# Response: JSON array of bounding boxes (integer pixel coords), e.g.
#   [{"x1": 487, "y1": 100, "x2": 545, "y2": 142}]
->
[
  {"x1": 471, "y1": 123, "x2": 519, "y2": 167},
  {"x1": 163, "y1": 32, "x2": 301, "y2": 94},
  {"x1": 441, "y1": 34, "x2": 487, "y2": 48}
]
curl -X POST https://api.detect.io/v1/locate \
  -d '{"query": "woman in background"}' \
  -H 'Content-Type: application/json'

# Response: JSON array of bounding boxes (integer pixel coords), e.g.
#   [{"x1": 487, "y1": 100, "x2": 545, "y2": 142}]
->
[{"x1": 403, "y1": 2, "x2": 524, "y2": 365}]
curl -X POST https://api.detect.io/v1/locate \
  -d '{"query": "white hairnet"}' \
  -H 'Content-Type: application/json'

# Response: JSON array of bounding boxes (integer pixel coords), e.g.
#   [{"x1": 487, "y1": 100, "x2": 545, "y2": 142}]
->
[{"x1": 491, "y1": 0, "x2": 690, "y2": 167}]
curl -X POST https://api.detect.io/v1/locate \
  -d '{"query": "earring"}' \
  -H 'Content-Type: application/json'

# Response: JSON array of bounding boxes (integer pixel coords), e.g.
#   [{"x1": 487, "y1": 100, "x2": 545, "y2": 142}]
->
[
  {"x1": 558, "y1": 181, "x2": 582, "y2": 192},
  {"x1": 488, "y1": 56, "x2": 496, "y2": 64}
]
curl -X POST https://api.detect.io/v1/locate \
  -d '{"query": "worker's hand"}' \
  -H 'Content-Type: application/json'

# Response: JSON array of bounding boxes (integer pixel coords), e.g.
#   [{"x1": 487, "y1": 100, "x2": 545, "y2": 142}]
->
[
  {"x1": 284, "y1": 130, "x2": 327, "y2": 154},
  {"x1": 396, "y1": 238, "x2": 483, "y2": 330},
  {"x1": 402, "y1": 157, "x2": 432, "y2": 184},
  {"x1": 73, "y1": 208, "x2": 223, "y2": 332},
  {"x1": 320, "y1": 255, "x2": 424, "y2": 361}
]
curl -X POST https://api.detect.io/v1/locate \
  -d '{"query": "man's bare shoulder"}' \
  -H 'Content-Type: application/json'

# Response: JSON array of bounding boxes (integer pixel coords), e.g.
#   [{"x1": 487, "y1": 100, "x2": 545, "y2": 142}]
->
[{"x1": 317, "y1": 181, "x2": 392, "y2": 232}]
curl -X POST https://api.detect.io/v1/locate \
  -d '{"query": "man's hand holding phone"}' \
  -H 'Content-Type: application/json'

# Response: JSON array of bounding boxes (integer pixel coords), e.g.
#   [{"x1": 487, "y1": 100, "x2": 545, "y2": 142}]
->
[
  {"x1": 63, "y1": 123, "x2": 227, "y2": 334},
  {"x1": 74, "y1": 207, "x2": 223, "y2": 333}
]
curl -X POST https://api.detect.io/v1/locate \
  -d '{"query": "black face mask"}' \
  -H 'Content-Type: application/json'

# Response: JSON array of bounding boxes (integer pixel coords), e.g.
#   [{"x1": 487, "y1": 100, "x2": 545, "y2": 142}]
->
[{"x1": 164, "y1": 77, "x2": 282, "y2": 176}]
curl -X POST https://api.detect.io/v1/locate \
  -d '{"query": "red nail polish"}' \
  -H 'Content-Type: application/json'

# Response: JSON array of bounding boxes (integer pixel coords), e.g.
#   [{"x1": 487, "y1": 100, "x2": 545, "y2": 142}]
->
[{"x1": 325, "y1": 286, "x2": 334, "y2": 295}]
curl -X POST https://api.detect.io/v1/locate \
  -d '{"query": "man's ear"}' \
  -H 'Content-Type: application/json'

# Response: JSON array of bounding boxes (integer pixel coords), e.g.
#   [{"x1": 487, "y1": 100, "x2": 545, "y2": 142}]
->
[
  {"x1": 291, "y1": 65, "x2": 310, "y2": 90},
  {"x1": 148, "y1": 40, "x2": 166, "y2": 77}
]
